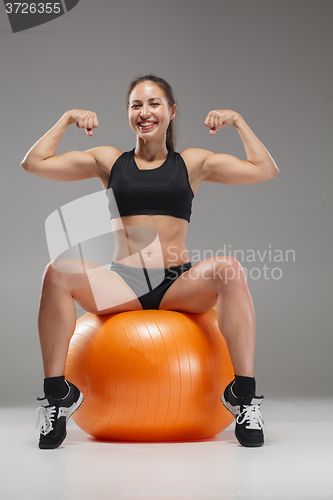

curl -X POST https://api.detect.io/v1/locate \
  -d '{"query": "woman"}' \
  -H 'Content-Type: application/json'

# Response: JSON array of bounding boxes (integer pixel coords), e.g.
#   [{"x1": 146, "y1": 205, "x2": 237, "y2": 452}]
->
[{"x1": 22, "y1": 75, "x2": 279, "y2": 450}]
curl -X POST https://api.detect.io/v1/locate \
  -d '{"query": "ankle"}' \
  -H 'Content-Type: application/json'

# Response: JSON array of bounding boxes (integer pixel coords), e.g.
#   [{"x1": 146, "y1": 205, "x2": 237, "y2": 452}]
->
[
  {"x1": 43, "y1": 376, "x2": 68, "y2": 399},
  {"x1": 233, "y1": 375, "x2": 256, "y2": 398}
]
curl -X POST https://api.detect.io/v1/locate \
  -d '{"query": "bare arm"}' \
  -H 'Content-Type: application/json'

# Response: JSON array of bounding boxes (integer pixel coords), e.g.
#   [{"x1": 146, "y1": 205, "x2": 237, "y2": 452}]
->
[
  {"x1": 230, "y1": 113, "x2": 279, "y2": 178},
  {"x1": 21, "y1": 110, "x2": 104, "y2": 181},
  {"x1": 185, "y1": 110, "x2": 279, "y2": 185}
]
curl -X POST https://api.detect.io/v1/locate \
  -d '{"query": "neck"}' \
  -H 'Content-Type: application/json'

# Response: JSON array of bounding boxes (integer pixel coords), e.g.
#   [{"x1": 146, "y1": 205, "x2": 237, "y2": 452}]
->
[{"x1": 134, "y1": 138, "x2": 168, "y2": 161}]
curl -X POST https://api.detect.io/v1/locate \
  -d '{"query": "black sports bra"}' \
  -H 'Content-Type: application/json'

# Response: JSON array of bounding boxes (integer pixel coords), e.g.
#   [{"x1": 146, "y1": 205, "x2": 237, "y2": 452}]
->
[{"x1": 105, "y1": 148, "x2": 194, "y2": 222}]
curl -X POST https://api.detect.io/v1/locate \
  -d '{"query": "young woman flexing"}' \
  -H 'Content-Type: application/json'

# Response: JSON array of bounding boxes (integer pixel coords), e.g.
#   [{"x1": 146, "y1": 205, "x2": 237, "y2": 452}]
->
[{"x1": 21, "y1": 75, "x2": 279, "y2": 449}]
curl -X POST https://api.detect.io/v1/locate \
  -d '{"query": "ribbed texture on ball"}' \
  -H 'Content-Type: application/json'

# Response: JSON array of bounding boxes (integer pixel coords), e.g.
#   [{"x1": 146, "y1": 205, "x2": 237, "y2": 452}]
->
[{"x1": 65, "y1": 308, "x2": 234, "y2": 441}]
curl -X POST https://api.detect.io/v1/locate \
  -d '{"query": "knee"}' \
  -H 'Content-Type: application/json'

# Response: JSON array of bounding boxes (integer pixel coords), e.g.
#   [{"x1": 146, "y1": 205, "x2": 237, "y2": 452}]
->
[
  {"x1": 41, "y1": 260, "x2": 65, "y2": 292},
  {"x1": 209, "y1": 256, "x2": 247, "y2": 290}
]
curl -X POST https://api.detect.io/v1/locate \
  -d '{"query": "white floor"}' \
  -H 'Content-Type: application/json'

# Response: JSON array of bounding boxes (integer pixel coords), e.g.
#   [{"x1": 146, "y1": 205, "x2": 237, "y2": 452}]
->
[{"x1": 0, "y1": 399, "x2": 332, "y2": 500}]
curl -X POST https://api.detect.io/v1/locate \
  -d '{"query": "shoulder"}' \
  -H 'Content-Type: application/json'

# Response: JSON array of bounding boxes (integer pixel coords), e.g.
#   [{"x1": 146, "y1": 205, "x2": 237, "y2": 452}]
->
[
  {"x1": 88, "y1": 146, "x2": 123, "y2": 189},
  {"x1": 89, "y1": 146, "x2": 123, "y2": 175},
  {"x1": 179, "y1": 147, "x2": 214, "y2": 177}
]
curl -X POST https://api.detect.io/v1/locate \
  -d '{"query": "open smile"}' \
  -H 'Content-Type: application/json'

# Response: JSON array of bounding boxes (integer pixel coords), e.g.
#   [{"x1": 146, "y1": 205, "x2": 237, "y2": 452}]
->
[{"x1": 138, "y1": 121, "x2": 157, "y2": 131}]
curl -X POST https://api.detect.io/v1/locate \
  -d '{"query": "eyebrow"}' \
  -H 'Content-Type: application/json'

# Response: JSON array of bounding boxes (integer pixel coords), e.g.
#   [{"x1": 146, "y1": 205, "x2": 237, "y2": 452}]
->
[{"x1": 131, "y1": 97, "x2": 162, "y2": 103}]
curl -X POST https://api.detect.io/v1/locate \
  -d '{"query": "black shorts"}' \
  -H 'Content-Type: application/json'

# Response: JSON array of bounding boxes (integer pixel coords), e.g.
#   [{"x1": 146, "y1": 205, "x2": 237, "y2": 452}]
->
[{"x1": 109, "y1": 261, "x2": 192, "y2": 310}]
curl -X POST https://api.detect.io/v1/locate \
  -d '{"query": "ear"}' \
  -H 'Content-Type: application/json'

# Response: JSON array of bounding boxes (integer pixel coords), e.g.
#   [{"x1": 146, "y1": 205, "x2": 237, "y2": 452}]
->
[{"x1": 170, "y1": 104, "x2": 177, "y2": 120}]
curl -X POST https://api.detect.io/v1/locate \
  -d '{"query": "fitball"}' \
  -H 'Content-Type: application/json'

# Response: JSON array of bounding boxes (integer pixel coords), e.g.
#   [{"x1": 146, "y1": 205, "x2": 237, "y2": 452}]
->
[{"x1": 65, "y1": 307, "x2": 234, "y2": 441}]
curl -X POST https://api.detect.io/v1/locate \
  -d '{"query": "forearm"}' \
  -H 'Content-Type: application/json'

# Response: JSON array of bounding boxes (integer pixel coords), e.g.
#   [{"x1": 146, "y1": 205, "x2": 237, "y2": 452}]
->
[
  {"x1": 233, "y1": 115, "x2": 279, "y2": 176},
  {"x1": 21, "y1": 112, "x2": 71, "y2": 169}
]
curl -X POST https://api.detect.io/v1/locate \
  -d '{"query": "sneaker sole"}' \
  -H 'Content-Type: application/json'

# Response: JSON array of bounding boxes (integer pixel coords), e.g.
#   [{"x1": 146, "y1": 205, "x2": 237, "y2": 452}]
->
[
  {"x1": 39, "y1": 432, "x2": 68, "y2": 450},
  {"x1": 39, "y1": 392, "x2": 84, "y2": 450},
  {"x1": 235, "y1": 427, "x2": 264, "y2": 448}
]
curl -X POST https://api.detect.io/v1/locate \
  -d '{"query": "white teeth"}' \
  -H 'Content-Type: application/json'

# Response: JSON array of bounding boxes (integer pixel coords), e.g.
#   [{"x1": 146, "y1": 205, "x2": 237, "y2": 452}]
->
[{"x1": 140, "y1": 122, "x2": 156, "y2": 126}]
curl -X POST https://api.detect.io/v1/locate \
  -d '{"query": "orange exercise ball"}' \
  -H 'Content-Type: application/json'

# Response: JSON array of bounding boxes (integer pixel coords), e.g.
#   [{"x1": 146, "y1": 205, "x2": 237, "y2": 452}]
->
[{"x1": 65, "y1": 307, "x2": 234, "y2": 441}]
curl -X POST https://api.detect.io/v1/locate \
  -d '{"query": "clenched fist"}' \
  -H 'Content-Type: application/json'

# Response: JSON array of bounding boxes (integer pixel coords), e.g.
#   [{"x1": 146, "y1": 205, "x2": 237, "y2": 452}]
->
[
  {"x1": 204, "y1": 109, "x2": 241, "y2": 135},
  {"x1": 65, "y1": 109, "x2": 99, "y2": 137}
]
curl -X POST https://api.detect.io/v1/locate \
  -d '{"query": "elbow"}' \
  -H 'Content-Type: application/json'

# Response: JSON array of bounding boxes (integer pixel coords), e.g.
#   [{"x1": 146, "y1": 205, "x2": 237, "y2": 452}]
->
[
  {"x1": 21, "y1": 151, "x2": 35, "y2": 171},
  {"x1": 21, "y1": 159, "x2": 34, "y2": 172},
  {"x1": 21, "y1": 162, "x2": 33, "y2": 173},
  {"x1": 252, "y1": 157, "x2": 279, "y2": 181},
  {"x1": 262, "y1": 156, "x2": 279, "y2": 179},
  {"x1": 265, "y1": 161, "x2": 279, "y2": 179},
  {"x1": 259, "y1": 165, "x2": 279, "y2": 182},
  {"x1": 21, "y1": 153, "x2": 30, "y2": 170}
]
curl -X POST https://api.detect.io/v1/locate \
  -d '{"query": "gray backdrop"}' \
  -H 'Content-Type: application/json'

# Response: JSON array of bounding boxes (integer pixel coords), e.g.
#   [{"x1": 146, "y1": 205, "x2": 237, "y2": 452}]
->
[{"x1": 1, "y1": 0, "x2": 332, "y2": 406}]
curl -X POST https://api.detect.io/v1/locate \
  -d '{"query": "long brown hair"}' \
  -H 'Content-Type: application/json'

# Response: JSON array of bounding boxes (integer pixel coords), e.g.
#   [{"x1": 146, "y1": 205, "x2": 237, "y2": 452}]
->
[{"x1": 126, "y1": 74, "x2": 177, "y2": 152}]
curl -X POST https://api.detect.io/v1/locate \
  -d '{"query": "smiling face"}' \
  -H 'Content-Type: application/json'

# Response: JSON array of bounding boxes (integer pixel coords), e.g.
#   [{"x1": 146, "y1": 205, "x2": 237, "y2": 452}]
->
[{"x1": 128, "y1": 81, "x2": 176, "y2": 144}]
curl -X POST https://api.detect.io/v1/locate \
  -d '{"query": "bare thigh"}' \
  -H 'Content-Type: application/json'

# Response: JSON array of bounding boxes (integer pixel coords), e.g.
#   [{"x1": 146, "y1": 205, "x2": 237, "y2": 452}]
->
[
  {"x1": 159, "y1": 259, "x2": 219, "y2": 313},
  {"x1": 51, "y1": 257, "x2": 143, "y2": 314},
  {"x1": 159, "y1": 256, "x2": 244, "y2": 313}
]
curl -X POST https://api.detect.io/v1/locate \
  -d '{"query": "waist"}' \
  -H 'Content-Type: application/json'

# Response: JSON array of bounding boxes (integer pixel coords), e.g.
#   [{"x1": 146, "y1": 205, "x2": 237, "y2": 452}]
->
[
  {"x1": 111, "y1": 206, "x2": 192, "y2": 223},
  {"x1": 111, "y1": 216, "x2": 190, "y2": 268},
  {"x1": 112, "y1": 250, "x2": 191, "y2": 269}
]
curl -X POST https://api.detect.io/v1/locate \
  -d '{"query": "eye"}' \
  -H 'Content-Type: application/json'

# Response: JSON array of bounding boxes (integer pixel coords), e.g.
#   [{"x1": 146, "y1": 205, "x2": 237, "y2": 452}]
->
[
  {"x1": 152, "y1": 102, "x2": 160, "y2": 106},
  {"x1": 131, "y1": 104, "x2": 141, "y2": 109}
]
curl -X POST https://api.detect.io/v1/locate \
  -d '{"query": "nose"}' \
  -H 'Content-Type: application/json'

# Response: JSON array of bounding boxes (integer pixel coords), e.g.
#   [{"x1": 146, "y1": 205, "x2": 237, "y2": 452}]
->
[{"x1": 140, "y1": 104, "x2": 151, "y2": 118}]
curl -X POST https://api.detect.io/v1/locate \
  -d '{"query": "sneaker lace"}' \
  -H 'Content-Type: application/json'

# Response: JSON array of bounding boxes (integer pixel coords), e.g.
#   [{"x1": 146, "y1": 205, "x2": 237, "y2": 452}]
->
[
  {"x1": 35, "y1": 404, "x2": 57, "y2": 436},
  {"x1": 236, "y1": 403, "x2": 264, "y2": 430}
]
